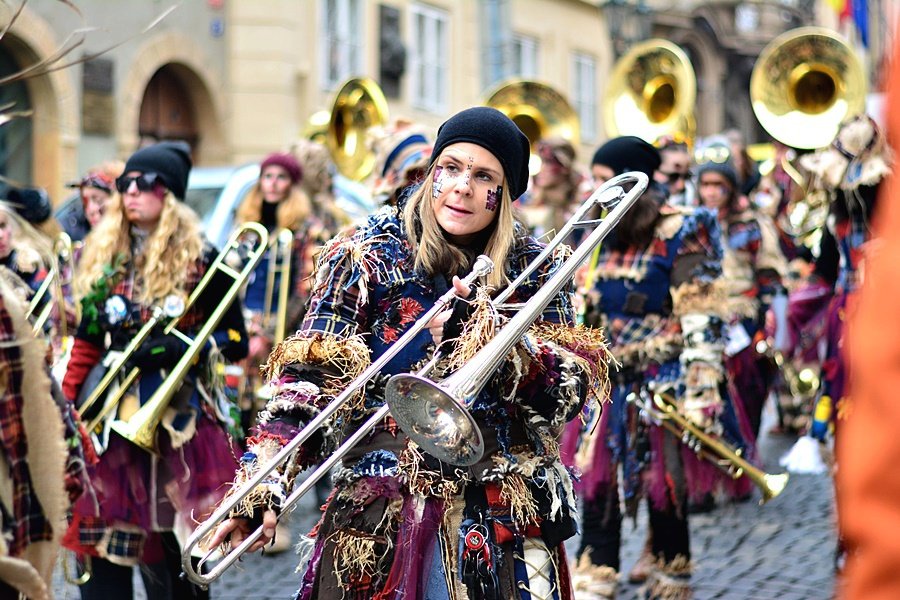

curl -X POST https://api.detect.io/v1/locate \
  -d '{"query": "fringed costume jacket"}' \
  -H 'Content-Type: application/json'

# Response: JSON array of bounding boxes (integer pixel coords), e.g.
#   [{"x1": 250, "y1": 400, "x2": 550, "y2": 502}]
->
[
  {"x1": 61, "y1": 239, "x2": 249, "y2": 566},
  {"x1": 565, "y1": 205, "x2": 750, "y2": 514},
  {"x1": 229, "y1": 207, "x2": 611, "y2": 600}
]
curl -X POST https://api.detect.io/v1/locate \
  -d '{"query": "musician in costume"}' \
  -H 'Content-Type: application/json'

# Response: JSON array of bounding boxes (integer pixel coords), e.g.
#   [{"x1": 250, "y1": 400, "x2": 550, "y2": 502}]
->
[
  {"x1": 0, "y1": 269, "x2": 92, "y2": 600},
  {"x1": 795, "y1": 115, "x2": 891, "y2": 568},
  {"x1": 370, "y1": 118, "x2": 432, "y2": 208},
  {"x1": 210, "y1": 107, "x2": 612, "y2": 599},
  {"x1": 518, "y1": 137, "x2": 587, "y2": 239},
  {"x1": 696, "y1": 160, "x2": 787, "y2": 440},
  {"x1": 0, "y1": 200, "x2": 51, "y2": 294},
  {"x1": 565, "y1": 136, "x2": 749, "y2": 599},
  {"x1": 61, "y1": 141, "x2": 249, "y2": 599}
]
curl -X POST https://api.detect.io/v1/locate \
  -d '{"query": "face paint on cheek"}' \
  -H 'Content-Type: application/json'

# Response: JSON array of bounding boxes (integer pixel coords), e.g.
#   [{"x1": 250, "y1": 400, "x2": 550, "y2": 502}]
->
[
  {"x1": 486, "y1": 185, "x2": 502, "y2": 212},
  {"x1": 432, "y1": 166, "x2": 445, "y2": 199}
]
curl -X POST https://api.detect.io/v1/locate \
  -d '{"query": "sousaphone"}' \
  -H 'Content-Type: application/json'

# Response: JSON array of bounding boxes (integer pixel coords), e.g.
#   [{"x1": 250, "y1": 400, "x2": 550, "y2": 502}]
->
[
  {"x1": 326, "y1": 77, "x2": 390, "y2": 181},
  {"x1": 485, "y1": 80, "x2": 580, "y2": 172},
  {"x1": 603, "y1": 39, "x2": 696, "y2": 145},
  {"x1": 750, "y1": 27, "x2": 866, "y2": 150}
]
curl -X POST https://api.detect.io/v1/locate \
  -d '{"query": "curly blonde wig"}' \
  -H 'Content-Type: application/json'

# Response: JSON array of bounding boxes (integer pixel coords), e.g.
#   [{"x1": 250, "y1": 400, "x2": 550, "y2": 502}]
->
[
  {"x1": 75, "y1": 192, "x2": 203, "y2": 304},
  {"x1": 402, "y1": 162, "x2": 517, "y2": 290}
]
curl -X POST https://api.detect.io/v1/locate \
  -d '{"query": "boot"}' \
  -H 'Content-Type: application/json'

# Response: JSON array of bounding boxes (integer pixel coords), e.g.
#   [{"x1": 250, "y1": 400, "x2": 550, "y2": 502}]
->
[
  {"x1": 639, "y1": 555, "x2": 692, "y2": 600},
  {"x1": 571, "y1": 552, "x2": 619, "y2": 599},
  {"x1": 627, "y1": 535, "x2": 653, "y2": 584}
]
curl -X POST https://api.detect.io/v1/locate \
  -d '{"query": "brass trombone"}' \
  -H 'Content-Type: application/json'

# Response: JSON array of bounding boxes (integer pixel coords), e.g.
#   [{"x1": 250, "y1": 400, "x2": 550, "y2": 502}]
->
[
  {"x1": 77, "y1": 223, "x2": 269, "y2": 449},
  {"x1": 633, "y1": 386, "x2": 789, "y2": 504},
  {"x1": 28, "y1": 232, "x2": 75, "y2": 337},
  {"x1": 261, "y1": 228, "x2": 294, "y2": 346},
  {"x1": 180, "y1": 172, "x2": 648, "y2": 587}
]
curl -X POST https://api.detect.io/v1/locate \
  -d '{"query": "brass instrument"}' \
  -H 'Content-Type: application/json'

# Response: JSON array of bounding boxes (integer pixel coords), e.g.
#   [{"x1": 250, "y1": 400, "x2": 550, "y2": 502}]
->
[
  {"x1": 77, "y1": 223, "x2": 269, "y2": 449},
  {"x1": 750, "y1": 27, "x2": 866, "y2": 243},
  {"x1": 61, "y1": 551, "x2": 91, "y2": 586},
  {"x1": 750, "y1": 27, "x2": 866, "y2": 151},
  {"x1": 485, "y1": 79, "x2": 580, "y2": 172},
  {"x1": 180, "y1": 172, "x2": 648, "y2": 587},
  {"x1": 29, "y1": 232, "x2": 75, "y2": 338},
  {"x1": 755, "y1": 338, "x2": 820, "y2": 405},
  {"x1": 633, "y1": 387, "x2": 789, "y2": 504},
  {"x1": 603, "y1": 39, "x2": 696, "y2": 146},
  {"x1": 326, "y1": 77, "x2": 390, "y2": 181},
  {"x1": 262, "y1": 228, "x2": 294, "y2": 346}
]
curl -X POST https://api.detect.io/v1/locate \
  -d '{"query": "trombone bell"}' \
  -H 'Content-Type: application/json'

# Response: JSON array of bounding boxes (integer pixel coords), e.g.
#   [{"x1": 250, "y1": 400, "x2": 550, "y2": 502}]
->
[{"x1": 386, "y1": 373, "x2": 485, "y2": 466}]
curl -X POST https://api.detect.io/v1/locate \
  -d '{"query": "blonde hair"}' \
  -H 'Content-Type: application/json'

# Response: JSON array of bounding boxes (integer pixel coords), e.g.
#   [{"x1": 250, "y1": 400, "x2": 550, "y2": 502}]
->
[
  {"x1": 0, "y1": 202, "x2": 53, "y2": 272},
  {"x1": 75, "y1": 192, "x2": 203, "y2": 304},
  {"x1": 235, "y1": 180, "x2": 312, "y2": 232},
  {"x1": 402, "y1": 162, "x2": 517, "y2": 290}
]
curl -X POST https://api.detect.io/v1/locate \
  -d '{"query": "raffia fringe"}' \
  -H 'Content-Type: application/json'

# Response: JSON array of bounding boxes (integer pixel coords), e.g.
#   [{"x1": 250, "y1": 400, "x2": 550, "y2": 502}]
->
[
  {"x1": 262, "y1": 332, "x2": 369, "y2": 400},
  {"x1": 444, "y1": 287, "x2": 498, "y2": 373},
  {"x1": 530, "y1": 322, "x2": 616, "y2": 405},
  {"x1": 332, "y1": 529, "x2": 379, "y2": 590},
  {"x1": 571, "y1": 551, "x2": 618, "y2": 598},
  {"x1": 670, "y1": 281, "x2": 728, "y2": 318},
  {"x1": 642, "y1": 554, "x2": 693, "y2": 600}
]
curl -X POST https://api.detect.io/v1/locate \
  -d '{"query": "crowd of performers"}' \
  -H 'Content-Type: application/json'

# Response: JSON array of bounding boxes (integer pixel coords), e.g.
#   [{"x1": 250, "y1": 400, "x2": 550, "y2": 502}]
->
[{"x1": 0, "y1": 96, "x2": 887, "y2": 599}]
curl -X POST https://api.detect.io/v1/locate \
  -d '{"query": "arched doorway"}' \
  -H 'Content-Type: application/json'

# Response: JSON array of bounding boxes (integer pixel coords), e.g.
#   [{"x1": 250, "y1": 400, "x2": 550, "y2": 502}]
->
[
  {"x1": 0, "y1": 46, "x2": 33, "y2": 186},
  {"x1": 138, "y1": 65, "x2": 199, "y2": 151}
]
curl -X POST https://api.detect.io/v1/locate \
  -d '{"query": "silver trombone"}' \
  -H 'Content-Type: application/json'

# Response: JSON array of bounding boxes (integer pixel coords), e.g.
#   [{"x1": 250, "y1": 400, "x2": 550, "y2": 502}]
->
[{"x1": 180, "y1": 172, "x2": 648, "y2": 587}]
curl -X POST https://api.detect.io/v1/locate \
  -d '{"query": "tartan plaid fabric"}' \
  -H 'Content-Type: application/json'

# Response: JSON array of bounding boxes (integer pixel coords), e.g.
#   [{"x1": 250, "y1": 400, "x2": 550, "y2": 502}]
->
[{"x1": 0, "y1": 296, "x2": 54, "y2": 556}]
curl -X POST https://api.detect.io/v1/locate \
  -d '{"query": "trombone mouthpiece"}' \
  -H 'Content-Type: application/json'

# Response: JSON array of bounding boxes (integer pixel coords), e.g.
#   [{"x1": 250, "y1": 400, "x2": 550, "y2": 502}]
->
[{"x1": 471, "y1": 255, "x2": 494, "y2": 278}]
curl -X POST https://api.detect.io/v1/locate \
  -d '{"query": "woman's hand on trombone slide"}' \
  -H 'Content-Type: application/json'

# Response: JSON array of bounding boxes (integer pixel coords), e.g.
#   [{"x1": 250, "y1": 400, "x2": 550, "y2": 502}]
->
[
  {"x1": 207, "y1": 509, "x2": 278, "y2": 553},
  {"x1": 427, "y1": 276, "x2": 471, "y2": 346}
]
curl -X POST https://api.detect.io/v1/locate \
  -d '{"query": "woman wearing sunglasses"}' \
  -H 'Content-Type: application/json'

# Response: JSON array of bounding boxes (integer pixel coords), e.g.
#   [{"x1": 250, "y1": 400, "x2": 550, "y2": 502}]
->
[{"x1": 61, "y1": 141, "x2": 250, "y2": 600}]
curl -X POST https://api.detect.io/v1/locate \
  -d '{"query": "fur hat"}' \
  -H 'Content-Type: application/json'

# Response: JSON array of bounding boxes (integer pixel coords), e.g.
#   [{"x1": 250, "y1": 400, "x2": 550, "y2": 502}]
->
[
  {"x1": 431, "y1": 107, "x2": 530, "y2": 200},
  {"x1": 123, "y1": 141, "x2": 193, "y2": 200},
  {"x1": 799, "y1": 114, "x2": 892, "y2": 190}
]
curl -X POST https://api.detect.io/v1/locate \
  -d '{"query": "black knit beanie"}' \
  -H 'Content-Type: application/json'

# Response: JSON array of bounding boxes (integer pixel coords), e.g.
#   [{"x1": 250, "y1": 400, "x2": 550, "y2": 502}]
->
[
  {"x1": 430, "y1": 107, "x2": 530, "y2": 200},
  {"x1": 6, "y1": 186, "x2": 51, "y2": 224},
  {"x1": 591, "y1": 136, "x2": 661, "y2": 179},
  {"x1": 123, "y1": 141, "x2": 193, "y2": 200},
  {"x1": 697, "y1": 161, "x2": 738, "y2": 190}
]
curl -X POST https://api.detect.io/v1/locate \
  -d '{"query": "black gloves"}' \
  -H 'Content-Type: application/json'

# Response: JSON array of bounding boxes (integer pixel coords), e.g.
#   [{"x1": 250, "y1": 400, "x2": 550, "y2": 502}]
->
[{"x1": 129, "y1": 334, "x2": 188, "y2": 371}]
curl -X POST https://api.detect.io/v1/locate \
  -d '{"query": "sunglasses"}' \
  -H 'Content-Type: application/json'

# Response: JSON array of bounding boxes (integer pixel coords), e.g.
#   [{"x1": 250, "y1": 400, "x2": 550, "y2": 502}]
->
[
  {"x1": 115, "y1": 172, "x2": 163, "y2": 194},
  {"x1": 660, "y1": 170, "x2": 692, "y2": 183}
]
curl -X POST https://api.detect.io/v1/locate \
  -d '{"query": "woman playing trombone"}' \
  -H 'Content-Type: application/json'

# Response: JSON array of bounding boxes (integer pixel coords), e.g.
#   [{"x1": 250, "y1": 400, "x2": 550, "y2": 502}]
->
[
  {"x1": 210, "y1": 107, "x2": 612, "y2": 598},
  {"x1": 61, "y1": 141, "x2": 249, "y2": 600}
]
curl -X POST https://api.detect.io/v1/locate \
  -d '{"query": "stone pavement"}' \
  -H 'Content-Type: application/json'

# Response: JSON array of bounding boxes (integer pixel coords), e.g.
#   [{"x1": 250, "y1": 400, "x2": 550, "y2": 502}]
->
[{"x1": 52, "y1": 429, "x2": 837, "y2": 600}]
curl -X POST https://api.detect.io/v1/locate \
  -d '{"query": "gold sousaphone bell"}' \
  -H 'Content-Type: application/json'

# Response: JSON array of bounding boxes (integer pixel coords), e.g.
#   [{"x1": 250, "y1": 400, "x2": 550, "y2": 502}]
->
[
  {"x1": 485, "y1": 79, "x2": 580, "y2": 173},
  {"x1": 326, "y1": 77, "x2": 390, "y2": 181},
  {"x1": 750, "y1": 26, "x2": 866, "y2": 150},
  {"x1": 603, "y1": 39, "x2": 696, "y2": 145}
]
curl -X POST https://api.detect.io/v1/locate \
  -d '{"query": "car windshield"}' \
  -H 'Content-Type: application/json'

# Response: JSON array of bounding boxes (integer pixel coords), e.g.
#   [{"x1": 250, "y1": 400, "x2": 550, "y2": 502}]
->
[{"x1": 185, "y1": 187, "x2": 225, "y2": 224}]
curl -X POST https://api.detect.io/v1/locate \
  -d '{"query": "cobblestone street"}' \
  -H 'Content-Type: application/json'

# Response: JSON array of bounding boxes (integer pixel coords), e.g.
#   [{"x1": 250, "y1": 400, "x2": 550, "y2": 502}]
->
[{"x1": 52, "y1": 425, "x2": 837, "y2": 600}]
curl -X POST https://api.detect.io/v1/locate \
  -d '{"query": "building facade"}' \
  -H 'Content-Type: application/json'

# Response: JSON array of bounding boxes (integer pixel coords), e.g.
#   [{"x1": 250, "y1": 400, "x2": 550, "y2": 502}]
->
[{"x1": 0, "y1": 0, "x2": 892, "y2": 203}]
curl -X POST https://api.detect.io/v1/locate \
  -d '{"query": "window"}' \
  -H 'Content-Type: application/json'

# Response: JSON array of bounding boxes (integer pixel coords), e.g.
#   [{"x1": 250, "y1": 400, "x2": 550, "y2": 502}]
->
[
  {"x1": 511, "y1": 34, "x2": 539, "y2": 78},
  {"x1": 571, "y1": 52, "x2": 597, "y2": 143},
  {"x1": 321, "y1": 0, "x2": 363, "y2": 90},
  {"x1": 409, "y1": 3, "x2": 449, "y2": 114}
]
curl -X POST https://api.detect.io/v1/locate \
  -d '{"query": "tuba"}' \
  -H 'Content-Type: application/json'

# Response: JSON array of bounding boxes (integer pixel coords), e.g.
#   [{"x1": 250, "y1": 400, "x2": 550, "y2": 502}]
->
[
  {"x1": 485, "y1": 79, "x2": 580, "y2": 172},
  {"x1": 603, "y1": 39, "x2": 696, "y2": 146},
  {"x1": 326, "y1": 77, "x2": 390, "y2": 181},
  {"x1": 750, "y1": 27, "x2": 867, "y2": 244}
]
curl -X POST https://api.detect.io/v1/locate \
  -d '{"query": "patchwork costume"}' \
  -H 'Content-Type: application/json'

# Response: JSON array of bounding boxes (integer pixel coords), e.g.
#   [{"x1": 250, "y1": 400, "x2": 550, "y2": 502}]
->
[
  {"x1": 564, "y1": 205, "x2": 753, "y2": 597},
  {"x1": 227, "y1": 206, "x2": 611, "y2": 599}
]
